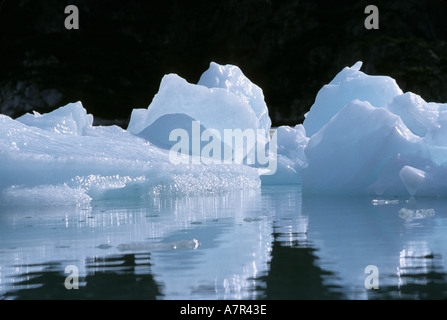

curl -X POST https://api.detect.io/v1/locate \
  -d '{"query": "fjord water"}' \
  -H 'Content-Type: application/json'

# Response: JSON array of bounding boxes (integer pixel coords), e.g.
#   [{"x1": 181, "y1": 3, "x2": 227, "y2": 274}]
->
[{"x1": 1, "y1": 185, "x2": 446, "y2": 300}]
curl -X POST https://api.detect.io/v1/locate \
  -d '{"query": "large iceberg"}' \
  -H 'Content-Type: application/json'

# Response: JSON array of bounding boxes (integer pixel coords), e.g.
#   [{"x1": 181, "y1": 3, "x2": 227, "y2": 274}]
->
[
  {"x1": 128, "y1": 62, "x2": 271, "y2": 138},
  {"x1": 300, "y1": 62, "x2": 447, "y2": 196},
  {"x1": 2, "y1": 61, "x2": 447, "y2": 203},
  {"x1": 127, "y1": 63, "x2": 279, "y2": 175},
  {"x1": 303, "y1": 61, "x2": 403, "y2": 137}
]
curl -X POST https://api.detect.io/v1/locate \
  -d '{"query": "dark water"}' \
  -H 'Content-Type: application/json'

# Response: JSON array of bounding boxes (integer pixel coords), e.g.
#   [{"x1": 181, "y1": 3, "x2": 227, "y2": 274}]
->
[{"x1": 1, "y1": 185, "x2": 447, "y2": 300}]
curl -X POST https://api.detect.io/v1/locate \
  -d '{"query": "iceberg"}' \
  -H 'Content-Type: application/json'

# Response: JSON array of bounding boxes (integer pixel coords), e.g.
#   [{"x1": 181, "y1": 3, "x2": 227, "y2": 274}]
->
[
  {"x1": 2, "y1": 60, "x2": 447, "y2": 203},
  {"x1": 16, "y1": 101, "x2": 93, "y2": 136},
  {"x1": 261, "y1": 124, "x2": 308, "y2": 185},
  {"x1": 300, "y1": 62, "x2": 447, "y2": 196},
  {"x1": 128, "y1": 73, "x2": 261, "y2": 138},
  {"x1": 128, "y1": 62, "x2": 271, "y2": 138},
  {"x1": 197, "y1": 61, "x2": 271, "y2": 136},
  {"x1": 301, "y1": 99, "x2": 430, "y2": 195},
  {"x1": 1, "y1": 63, "x2": 276, "y2": 206},
  {"x1": 303, "y1": 61, "x2": 403, "y2": 137},
  {"x1": 386, "y1": 92, "x2": 439, "y2": 138},
  {"x1": 0, "y1": 100, "x2": 261, "y2": 206},
  {"x1": 127, "y1": 63, "x2": 274, "y2": 168}
]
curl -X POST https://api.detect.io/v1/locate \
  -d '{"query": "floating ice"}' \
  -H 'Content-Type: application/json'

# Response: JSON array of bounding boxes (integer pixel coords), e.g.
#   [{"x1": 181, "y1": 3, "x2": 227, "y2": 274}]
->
[
  {"x1": 302, "y1": 99, "x2": 429, "y2": 195},
  {"x1": 399, "y1": 166, "x2": 426, "y2": 196},
  {"x1": 2, "y1": 63, "x2": 275, "y2": 206},
  {"x1": 197, "y1": 61, "x2": 271, "y2": 135},
  {"x1": 386, "y1": 92, "x2": 439, "y2": 137},
  {"x1": 261, "y1": 124, "x2": 308, "y2": 185},
  {"x1": 128, "y1": 62, "x2": 270, "y2": 139},
  {"x1": 0, "y1": 101, "x2": 260, "y2": 206},
  {"x1": 300, "y1": 62, "x2": 447, "y2": 196},
  {"x1": 16, "y1": 101, "x2": 93, "y2": 135},
  {"x1": 303, "y1": 61, "x2": 403, "y2": 137},
  {"x1": 2, "y1": 61, "x2": 447, "y2": 201},
  {"x1": 127, "y1": 62, "x2": 272, "y2": 166}
]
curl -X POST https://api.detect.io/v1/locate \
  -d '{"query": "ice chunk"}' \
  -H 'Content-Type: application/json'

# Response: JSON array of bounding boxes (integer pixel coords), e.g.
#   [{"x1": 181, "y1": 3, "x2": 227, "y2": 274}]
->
[
  {"x1": 297, "y1": 62, "x2": 447, "y2": 196},
  {"x1": 4, "y1": 61, "x2": 447, "y2": 199},
  {"x1": 350, "y1": 61, "x2": 363, "y2": 71},
  {"x1": 260, "y1": 155, "x2": 298, "y2": 185},
  {"x1": 127, "y1": 63, "x2": 273, "y2": 167},
  {"x1": 197, "y1": 62, "x2": 271, "y2": 135},
  {"x1": 303, "y1": 61, "x2": 403, "y2": 137},
  {"x1": 127, "y1": 74, "x2": 263, "y2": 161},
  {"x1": 386, "y1": 92, "x2": 439, "y2": 137},
  {"x1": 399, "y1": 166, "x2": 426, "y2": 196},
  {"x1": 0, "y1": 103, "x2": 260, "y2": 206},
  {"x1": 302, "y1": 100, "x2": 428, "y2": 195},
  {"x1": 426, "y1": 110, "x2": 447, "y2": 147},
  {"x1": 126, "y1": 108, "x2": 149, "y2": 135},
  {"x1": 128, "y1": 62, "x2": 271, "y2": 141},
  {"x1": 261, "y1": 124, "x2": 308, "y2": 185},
  {"x1": 2, "y1": 184, "x2": 92, "y2": 207},
  {"x1": 16, "y1": 101, "x2": 93, "y2": 135}
]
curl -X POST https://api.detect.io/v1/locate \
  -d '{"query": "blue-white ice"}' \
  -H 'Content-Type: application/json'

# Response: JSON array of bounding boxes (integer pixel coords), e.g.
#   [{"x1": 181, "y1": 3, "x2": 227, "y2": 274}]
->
[
  {"x1": 0, "y1": 100, "x2": 260, "y2": 206},
  {"x1": 302, "y1": 61, "x2": 447, "y2": 196},
  {"x1": 128, "y1": 62, "x2": 271, "y2": 139},
  {"x1": 2, "y1": 61, "x2": 447, "y2": 203}
]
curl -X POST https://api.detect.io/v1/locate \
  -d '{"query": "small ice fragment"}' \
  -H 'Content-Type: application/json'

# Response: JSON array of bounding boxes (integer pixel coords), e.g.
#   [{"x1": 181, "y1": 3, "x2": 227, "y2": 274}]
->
[
  {"x1": 351, "y1": 61, "x2": 363, "y2": 71},
  {"x1": 398, "y1": 208, "x2": 435, "y2": 219}
]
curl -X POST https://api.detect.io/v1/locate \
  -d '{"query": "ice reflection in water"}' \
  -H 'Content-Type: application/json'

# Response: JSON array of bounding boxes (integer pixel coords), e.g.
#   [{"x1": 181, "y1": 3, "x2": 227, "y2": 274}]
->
[{"x1": 1, "y1": 185, "x2": 447, "y2": 299}]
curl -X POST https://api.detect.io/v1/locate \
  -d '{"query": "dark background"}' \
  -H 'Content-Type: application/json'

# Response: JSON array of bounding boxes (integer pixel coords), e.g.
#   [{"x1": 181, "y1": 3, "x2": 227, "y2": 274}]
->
[{"x1": 1, "y1": 0, "x2": 447, "y2": 127}]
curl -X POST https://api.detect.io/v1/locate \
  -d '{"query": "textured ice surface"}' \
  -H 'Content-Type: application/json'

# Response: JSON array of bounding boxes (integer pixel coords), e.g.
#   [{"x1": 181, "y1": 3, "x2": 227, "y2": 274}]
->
[
  {"x1": 127, "y1": 62, "x2": 272, "y2": 164},
  {"x1": 302, "y1": 99, "x2": 429, "y2": 195},
  {"x1": 197, "y1": 61, "x2": 271, "y2": 135},
  {"x1": 303, "y1": 61, "x2": 403, "y2": 137},
  {"x1": 3, "y1": 61, "x2": 447, "y2": 201},
  {"x1": 128, "y1": 62, "x2": 270, "y2": 138},
  {"x1": 0, "y1": 102, "x2": 260, "y2": 206},
  {"x1": 1, "y1": 62, "x2": 272, "y2": 206},
  {"x1": 301, "y1": 62, "x2": 447, "y2": 196},
  {"x1": 16, "y1": 101, "x2": 93, "y2": 135},
  {"x1": 386, "y1": 92, "x2": 439, "y2": 137},
  {"x1": 261, "y1": 124, "x2": 308, "y2": 185}
]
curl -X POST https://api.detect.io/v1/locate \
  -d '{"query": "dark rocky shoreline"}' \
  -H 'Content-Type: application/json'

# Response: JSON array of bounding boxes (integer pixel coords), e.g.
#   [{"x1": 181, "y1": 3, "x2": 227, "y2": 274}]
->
[{"x1": 1, "y1": 0, "x2": 446, "y2": 127}]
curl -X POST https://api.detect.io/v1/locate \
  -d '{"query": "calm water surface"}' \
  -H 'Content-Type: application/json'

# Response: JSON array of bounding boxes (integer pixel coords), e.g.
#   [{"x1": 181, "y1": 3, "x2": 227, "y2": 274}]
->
[{"x1": 1, "y1": 185, "x2": 447, "y2": 300}]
